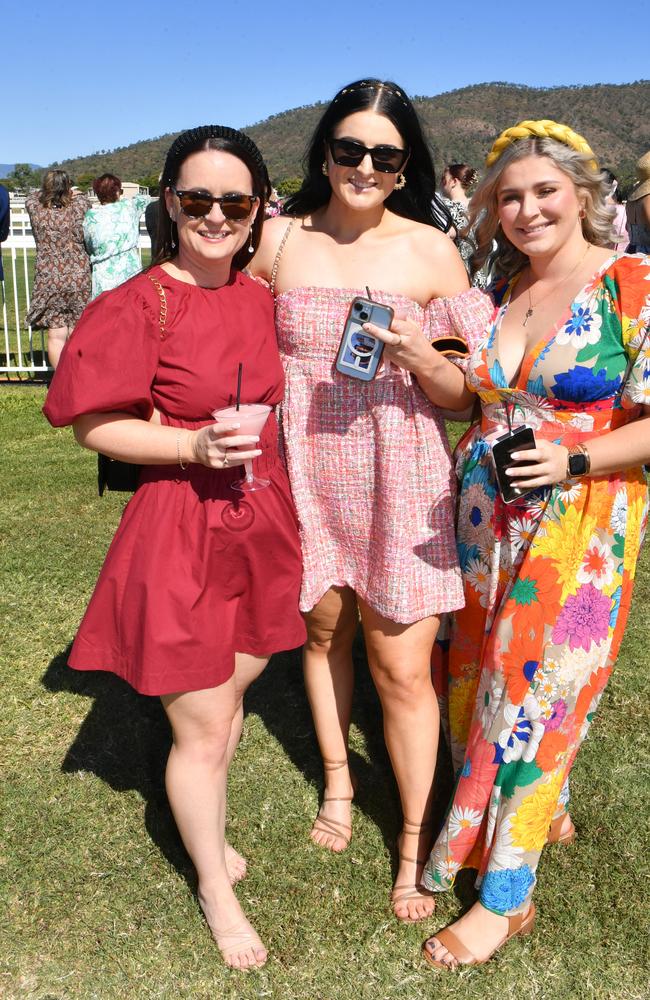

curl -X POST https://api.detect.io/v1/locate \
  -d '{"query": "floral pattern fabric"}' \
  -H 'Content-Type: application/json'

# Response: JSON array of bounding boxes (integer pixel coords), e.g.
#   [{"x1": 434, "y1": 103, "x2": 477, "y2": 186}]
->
[
  {"x1": 83, "y1": 195, "x2": 151, "y2": 298},
  {"x1": 25, "y1": 193, "x2": 91, "y2": 329},
  {"x1": 439, "y1": 196, "x2": 488, "y2": 290},
  {"x1": 425, "y1": 253, "x2": 650, "y2": 915}
]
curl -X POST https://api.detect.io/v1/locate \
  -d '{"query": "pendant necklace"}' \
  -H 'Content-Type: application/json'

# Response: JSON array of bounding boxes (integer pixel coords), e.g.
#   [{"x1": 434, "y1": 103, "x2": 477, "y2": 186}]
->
[{"x1": 522, "y1": 244, "x2": 591, "y2": 327}]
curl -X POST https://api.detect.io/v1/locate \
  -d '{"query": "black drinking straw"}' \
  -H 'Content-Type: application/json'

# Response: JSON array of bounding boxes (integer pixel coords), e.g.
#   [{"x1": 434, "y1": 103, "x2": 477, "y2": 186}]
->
[{"x1": 236, "y1": 363, "x2": 243, "y2": 411}]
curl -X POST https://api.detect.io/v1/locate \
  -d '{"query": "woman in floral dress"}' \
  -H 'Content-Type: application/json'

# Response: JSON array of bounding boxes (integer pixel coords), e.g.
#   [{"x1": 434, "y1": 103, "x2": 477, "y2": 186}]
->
[
  {"x1": 422, "y1": 120, "x2": 650, "y2": 969},
  {"x1": 26, "y1": 170, "x2": 91, "y2": 367},
  {"x1": 83, "y1": 174, "x2": 151, "y2": 298}
]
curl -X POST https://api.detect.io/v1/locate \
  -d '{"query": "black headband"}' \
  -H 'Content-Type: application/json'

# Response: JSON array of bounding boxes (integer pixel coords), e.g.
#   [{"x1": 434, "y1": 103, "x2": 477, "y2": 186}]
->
[{"x1": 162, "y1": 125, "x2": 270, "y2": 194}]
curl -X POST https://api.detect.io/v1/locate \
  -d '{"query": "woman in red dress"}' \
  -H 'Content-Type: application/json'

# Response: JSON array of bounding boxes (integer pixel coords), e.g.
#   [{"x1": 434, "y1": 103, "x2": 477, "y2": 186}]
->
[{"x1": 43, "y1": 126, "x2": 306, "y2": 970}]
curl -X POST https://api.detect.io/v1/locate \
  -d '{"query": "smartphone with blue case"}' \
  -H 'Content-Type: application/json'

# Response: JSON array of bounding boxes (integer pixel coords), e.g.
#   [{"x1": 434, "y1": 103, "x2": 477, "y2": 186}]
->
[{"x1": 335, "y1": 296, "x2": 395, "y2": 381}]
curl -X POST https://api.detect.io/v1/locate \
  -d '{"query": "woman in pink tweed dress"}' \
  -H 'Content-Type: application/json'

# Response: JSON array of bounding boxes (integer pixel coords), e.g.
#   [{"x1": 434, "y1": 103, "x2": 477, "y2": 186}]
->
[{"x1": 252, "y1": 79, "x2": 493, "y2": 921}]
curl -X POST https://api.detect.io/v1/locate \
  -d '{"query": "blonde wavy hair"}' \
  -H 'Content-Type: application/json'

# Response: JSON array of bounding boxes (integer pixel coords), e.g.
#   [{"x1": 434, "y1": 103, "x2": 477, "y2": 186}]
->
[{"x1": 470, "y1": 125, "x2": 616, "y2": 281}]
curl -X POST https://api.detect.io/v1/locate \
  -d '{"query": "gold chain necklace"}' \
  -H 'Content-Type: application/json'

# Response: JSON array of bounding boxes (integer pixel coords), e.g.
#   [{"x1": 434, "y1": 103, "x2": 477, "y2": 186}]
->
[{"x1": 522, "y1": 244, "x2": 591, "y2": 327}]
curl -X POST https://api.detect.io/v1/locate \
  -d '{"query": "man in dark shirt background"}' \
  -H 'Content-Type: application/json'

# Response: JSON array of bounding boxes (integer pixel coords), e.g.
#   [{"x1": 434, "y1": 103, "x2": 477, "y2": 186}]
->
[{"x1": 0, "y1": 183, "x2": 10, "y2": 282}]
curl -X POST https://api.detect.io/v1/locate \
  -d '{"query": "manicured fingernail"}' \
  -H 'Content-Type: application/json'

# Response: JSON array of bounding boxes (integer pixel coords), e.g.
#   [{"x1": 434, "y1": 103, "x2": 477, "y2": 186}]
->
[{"x1": 229, "y1": 423, "x2": 240, "y2": 429}]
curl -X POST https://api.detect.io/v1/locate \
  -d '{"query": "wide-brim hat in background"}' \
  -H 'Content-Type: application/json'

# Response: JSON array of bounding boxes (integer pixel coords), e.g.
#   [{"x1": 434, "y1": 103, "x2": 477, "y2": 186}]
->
[{"x1": 628, "y1": 151, "x2": 650, "y2": 201}]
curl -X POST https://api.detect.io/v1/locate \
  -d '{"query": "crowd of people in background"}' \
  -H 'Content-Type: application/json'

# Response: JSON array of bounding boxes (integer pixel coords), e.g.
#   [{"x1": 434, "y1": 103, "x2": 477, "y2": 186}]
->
[
  {"x1": 3, "y1": 143, "x2": 648, "y2": 371},
  {"x1": 13, "y1": 83, "x2": 650, "y2": 974}
]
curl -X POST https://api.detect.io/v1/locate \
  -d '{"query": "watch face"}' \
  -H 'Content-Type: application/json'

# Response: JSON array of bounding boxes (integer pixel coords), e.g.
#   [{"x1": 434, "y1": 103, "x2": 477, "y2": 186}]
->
[{"x1": 568, "y1": 452, "x2": 588, "y2": 476}]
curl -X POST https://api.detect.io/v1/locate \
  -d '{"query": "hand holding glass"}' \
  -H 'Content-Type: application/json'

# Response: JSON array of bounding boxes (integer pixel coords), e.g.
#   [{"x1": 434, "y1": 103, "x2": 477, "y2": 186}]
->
[{"x1": 212, "y1": 404, "x2": 272, "y2": 492}]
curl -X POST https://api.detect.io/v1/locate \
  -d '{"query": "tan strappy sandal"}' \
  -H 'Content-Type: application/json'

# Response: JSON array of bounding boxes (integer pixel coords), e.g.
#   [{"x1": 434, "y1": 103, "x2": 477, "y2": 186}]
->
[
  {"x1": 547, "y1": 810, "x2": 576, "y2": 845},
  {"x1": 310, "y1": 758, "x2": 356, "y2": 853},
  {"x1": 390, "y1": 818, "x2": 435, "y2": 922}
]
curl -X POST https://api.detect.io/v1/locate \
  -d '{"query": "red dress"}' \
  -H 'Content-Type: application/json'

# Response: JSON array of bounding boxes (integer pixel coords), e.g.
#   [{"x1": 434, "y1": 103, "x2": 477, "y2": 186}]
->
[{"x1": 43, "y1": 266, "x2": 306, "y2": 695}]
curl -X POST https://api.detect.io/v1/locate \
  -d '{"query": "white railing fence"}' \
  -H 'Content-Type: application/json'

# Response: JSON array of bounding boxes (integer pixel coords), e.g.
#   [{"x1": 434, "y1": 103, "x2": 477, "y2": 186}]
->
[{"x1": 1, "y1": 208, "x2": 151, "y2": 378}]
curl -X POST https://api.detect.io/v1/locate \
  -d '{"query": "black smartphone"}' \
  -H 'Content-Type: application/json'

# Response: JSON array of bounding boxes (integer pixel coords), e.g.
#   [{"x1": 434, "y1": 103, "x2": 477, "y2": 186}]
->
[
  {"x1": 335, "y1": 296, "x2": 394, "y2": 381},
  {"x1": 490, "y1": 426, "x2": 537, "y2": 504}
]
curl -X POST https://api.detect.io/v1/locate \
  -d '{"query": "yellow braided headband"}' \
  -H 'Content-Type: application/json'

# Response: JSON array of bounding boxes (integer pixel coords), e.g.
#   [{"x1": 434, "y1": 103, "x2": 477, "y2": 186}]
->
[{"x1": 485, "y1": 119, "x2": 598, "y2": 171}]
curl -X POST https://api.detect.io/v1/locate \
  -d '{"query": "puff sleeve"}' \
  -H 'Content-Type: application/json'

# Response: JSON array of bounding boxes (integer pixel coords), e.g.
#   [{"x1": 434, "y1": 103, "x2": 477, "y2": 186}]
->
[
  {"x1": 43, "y1": 279, "x2": 161, "y2": 427},
  {"x1": 423, "y1": 287, "x2": 495, "y2": 371}
]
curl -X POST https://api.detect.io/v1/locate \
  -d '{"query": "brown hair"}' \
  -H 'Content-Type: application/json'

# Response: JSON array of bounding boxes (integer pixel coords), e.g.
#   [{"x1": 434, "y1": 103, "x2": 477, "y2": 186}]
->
[
  {"x1": 154, "y1": 125, "x2": 270, "y2": 271},
  {"x1": 39, "y1": 169, "x2": 72, "y2": 209},
  {"x1": 445, "y1": 163, "x2": 478, "y2": 193},
  {"x1": 93, "y1": 173, "x2": 122, "y2": 204}
]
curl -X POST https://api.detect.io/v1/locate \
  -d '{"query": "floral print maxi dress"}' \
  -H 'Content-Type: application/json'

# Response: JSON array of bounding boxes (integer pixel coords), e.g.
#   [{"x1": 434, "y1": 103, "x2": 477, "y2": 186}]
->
[{"x1": 425, "y1": 254, "x2": 650, "y2": 916}]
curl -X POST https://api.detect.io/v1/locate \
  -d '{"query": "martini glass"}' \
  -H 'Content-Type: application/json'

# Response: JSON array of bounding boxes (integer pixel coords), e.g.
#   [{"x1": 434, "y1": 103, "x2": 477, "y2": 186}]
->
[{"x1": 212, "y1": 403, "x2": 272, "y2": 492}]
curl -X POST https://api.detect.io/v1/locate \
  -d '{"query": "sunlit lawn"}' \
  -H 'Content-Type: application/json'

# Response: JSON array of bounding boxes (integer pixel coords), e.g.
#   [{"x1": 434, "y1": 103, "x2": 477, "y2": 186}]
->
[{"x1": 1, "y1": 386, "x2": 648, "y2": 1000}]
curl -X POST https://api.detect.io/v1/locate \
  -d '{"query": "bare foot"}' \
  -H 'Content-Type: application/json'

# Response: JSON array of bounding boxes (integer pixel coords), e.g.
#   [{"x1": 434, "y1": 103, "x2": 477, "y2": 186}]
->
[
  {"x1": 198, "y1": 881, "x2": 267, "y2": 970},
  {"x1": 225, "y1": 841, "x2": 247, "y2": 884},
  {"x1": 423, "y1": 901, "x2": 534, "y2": 968},
  {"x1": 310, "y1": 768, "x2": 355, "y2": 853},
  {"x1": 391, "y1": 825, "x2": 435, "y2": 922}
]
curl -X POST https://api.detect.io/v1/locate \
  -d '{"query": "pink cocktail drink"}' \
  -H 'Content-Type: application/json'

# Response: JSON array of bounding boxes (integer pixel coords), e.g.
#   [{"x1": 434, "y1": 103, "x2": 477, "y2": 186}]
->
[{"x1": 212, "y1": 403, "x2": 272, "y2": 492}]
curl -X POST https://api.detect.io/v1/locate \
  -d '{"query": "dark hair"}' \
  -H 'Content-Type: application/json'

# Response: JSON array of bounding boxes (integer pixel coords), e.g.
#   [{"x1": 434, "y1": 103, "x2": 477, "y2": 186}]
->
[
  {"x1": 283, "y1": 79, "x2": 451, "y2": 232},
  {"x1": 444, "y1": 163, "x2": 478, "y2": 192},
  {"x1": 40, "y1": 169, "x2": 72, "y2": 209},
  {"x1": 602, "y1": 168, "x2": 623, "y2": 204},
  {"x1": 93, "y1": 173, "x2": 122, "y2": 204},
  {"x1": 154, "y1": 124, "x2": 271, "y2": 271}
]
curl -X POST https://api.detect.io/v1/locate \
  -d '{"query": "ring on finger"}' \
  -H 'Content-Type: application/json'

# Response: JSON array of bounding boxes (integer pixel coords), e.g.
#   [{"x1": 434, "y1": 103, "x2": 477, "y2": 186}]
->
[
  {"x1": 222, "y1": 452, "x2": 229, "y2": 468},
  {"x1": 395, "y1": 334, "x2": 403, "y2": 346}
]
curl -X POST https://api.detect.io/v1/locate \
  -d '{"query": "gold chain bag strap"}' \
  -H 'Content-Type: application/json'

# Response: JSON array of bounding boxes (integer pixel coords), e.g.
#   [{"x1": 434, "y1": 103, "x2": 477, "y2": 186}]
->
[{"x1": 97, "y1": 274, "x2": 168, "y2": 496}]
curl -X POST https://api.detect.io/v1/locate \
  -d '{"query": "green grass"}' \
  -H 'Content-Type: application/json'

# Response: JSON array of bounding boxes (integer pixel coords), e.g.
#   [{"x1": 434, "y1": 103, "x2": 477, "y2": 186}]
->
[
  {"x1": 1, "y1": 250, "x2": 152, "y2": 374},
  {"x1": 1, "y1": 386, "x2": 649, "y2": 1000}
]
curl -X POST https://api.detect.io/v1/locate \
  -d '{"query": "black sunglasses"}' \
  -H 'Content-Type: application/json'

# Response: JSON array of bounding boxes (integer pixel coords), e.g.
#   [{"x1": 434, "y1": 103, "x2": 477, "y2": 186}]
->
[
  {"x1": 327, "y1": 138, "x2": 409, "y2": 174},
  {"x1": 171, "y1": 187, "x2": 258, "y2": 220}
]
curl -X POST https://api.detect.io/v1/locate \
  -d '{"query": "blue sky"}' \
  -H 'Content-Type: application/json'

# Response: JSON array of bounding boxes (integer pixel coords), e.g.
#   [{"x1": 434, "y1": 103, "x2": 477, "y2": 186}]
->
[{"x1": 4, "y1": 0, "x2": 645, "y2": 166}]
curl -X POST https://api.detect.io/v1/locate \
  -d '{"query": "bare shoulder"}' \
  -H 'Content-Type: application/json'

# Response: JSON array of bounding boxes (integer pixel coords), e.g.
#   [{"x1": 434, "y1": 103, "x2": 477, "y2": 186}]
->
[
  {"x1": 395, "y1": 217, "x2": 470, "y2": 298},
  {"x1": 252, "y1": 215, "x2": 297, "y2": 280}
]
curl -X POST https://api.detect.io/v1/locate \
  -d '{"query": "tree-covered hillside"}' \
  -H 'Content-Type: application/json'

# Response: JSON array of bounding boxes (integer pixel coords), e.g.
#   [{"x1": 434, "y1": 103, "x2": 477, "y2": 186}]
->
[{"x1": 52, "y1": 81, "x2": 650, "y2": 194}]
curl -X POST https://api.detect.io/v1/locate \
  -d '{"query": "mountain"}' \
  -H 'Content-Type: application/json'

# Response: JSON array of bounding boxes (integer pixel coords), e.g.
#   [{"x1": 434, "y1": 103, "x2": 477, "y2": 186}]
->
[
  {"x1": 0, "y1": 163, "x2": 42, "y2": 178},
  {"x1": 51, "y1": 81, "x2": 650, "y2": 193}
]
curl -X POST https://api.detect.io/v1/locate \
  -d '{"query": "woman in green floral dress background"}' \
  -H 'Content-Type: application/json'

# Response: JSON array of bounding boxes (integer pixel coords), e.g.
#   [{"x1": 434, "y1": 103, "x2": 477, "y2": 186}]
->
[{"x1": 83, "y1": 173, "x2": 151, "y2": 298}]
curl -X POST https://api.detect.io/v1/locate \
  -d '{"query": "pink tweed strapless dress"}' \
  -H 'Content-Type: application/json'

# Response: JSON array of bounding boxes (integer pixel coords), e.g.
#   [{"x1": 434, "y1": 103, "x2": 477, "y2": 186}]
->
[{"x1": 275, "y1": 285, "x2": 494, "y2": 622}]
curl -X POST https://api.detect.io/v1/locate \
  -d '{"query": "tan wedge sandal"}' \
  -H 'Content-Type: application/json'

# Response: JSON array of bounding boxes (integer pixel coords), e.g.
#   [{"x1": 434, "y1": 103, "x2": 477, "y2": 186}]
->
[{"x1": 310, "y1": 758, "x2": 356, "y2": 853}]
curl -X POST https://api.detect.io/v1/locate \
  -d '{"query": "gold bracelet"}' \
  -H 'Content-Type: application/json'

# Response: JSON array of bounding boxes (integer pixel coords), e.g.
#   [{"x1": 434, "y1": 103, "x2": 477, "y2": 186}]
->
[{"x1": 176, "y1": 430, "x2": 188, "y2": 470}]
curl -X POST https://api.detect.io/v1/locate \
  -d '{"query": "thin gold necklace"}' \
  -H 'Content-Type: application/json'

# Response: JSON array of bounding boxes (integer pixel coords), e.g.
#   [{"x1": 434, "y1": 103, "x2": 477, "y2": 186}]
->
[{"x1": 522, "y1": 244, "x2": 591, "y2": 327}]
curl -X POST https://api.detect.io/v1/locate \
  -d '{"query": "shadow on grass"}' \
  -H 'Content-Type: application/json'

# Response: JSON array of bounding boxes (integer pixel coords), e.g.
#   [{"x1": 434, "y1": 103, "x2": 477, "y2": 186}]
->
[
  {"x1": 41, "y1": 647, "x2": 193, "y2": 886},
  {"x1": 238, "y1": 626, "x2": 455, "y2": 875},
  {"x1": 41, "y1": 630, "x2": 455, "y2": 889}
]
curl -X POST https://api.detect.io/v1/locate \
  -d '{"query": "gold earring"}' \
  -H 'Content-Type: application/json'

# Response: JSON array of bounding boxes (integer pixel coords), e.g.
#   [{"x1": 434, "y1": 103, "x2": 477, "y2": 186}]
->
[
  {"x1": 394, "y1": 173, "x2": 406, "y2": 190},
  {"x1": 322, "y1": 160, "x2": 329, "y2": 176}
]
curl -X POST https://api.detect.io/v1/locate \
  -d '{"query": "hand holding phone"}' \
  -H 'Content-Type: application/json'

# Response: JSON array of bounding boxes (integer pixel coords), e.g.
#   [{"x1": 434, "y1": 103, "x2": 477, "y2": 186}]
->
[
  {"x1": 335, "y1": 296, "x2": 394, "y2": 381},
  {"x1": 490, "y1": 426, "x2": 537, "y2": 504}
]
